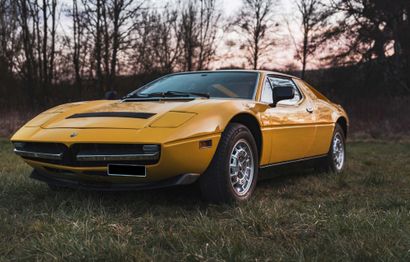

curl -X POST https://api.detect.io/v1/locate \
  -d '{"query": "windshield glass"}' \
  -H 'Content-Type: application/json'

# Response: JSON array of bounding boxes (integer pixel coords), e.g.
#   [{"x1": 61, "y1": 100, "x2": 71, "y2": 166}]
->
[{"x1": 132, "y1": 72, "x2": 259, "y2": 99}]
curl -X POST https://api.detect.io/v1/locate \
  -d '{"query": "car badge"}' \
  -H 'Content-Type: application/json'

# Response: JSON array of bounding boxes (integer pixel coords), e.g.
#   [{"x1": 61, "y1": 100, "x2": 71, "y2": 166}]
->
[{"x1": 70, "y1": 132, "x2": 78, "y2": 138}]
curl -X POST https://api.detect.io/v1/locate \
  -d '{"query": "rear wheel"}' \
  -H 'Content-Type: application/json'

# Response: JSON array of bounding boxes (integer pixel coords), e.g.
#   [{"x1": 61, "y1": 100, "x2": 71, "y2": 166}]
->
[
  {"x1": 199, "y1": 123, "x2": 259, "y2": 203},
  {"x1": 317, "y1": 124, "x2": 346, "y2": 173}
]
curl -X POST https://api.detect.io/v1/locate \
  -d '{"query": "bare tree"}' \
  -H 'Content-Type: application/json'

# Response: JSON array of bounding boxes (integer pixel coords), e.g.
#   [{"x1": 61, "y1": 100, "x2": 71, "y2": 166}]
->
[
  {"x1": 48, "y1": 0, "x2": 56, "y2": 84},
  {"x1": 323, "y1": 0, "x2": 408, "y2": 64},
  {"x1": 108, "y1": 0, "x2": 144, "y2": 89},
  {"x1": 40, "y1": 0, "x2": 57, "y2": 97},
  {"x1": 323, "y1": 0, "x2": 409, "y2": 90},
  {"x1": 13, "y1": 0, "x2": 59, "y2": 105},
  {"x1": 15, "y1": 0, "x2": 37, "y2": 105},
  {"x1": 294, "y1": 0, "x2": 330, "y2": 79},
  {"x1": 132, "y1": 10, "x2": 156, "y2": 73},
  {"x1": 233, "y1": 0, "x2": 277, "y2": 70},
  {"x1": 69, "y1": 0, "x2": 94, "y2": 95},
  {"x1": 82, "y1": 0, "x2": 103, "y2": 91},
  {"x1": 150, "y1": 7, "x2": 182, "y2": 73},
  {"x1": 197, "y1": 0, "x2": 221, "y2": 70},
  {"x1": 83, "y1": 0, "x2": 144, "y2": 92},
  {"x1": 0, "y1": 0, "x2": 21, "y2": 107},
  {"x1": 0, "y1": 0, "x2": 20, "y2": 74},
  {"x1": 71, "y1": 0, "x2": 82, "y2": 92},
  {"x1": 180, "y1": 2, "x2": 198, "y2": 71},
  {"x1": 179, "y1": 0, "x2": 220, "y2": 71}
]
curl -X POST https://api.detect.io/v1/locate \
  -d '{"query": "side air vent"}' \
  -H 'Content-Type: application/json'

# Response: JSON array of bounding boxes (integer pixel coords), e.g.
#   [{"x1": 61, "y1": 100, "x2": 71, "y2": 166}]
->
[{"x1": 66, "y1": 112, "x2": 156, "y2": 119}]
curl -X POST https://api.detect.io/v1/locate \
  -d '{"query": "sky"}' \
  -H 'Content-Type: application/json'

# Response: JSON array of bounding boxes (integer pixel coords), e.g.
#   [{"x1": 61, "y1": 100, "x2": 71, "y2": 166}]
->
[
  {"x1": 59, "y1": 0, "x2": 306, "y2": 71},
  {"x1": 222, "y1": 0, "x2": 242, "y2": 15},
  {"x1": 216, "y1": 0, "x2": 301, "y2": 70}
]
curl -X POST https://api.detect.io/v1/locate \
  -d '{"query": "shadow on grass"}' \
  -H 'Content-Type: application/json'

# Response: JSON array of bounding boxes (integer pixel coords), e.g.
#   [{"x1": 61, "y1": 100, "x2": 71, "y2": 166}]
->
[{"x1": 1, "y1": 165, "x2": 325, "y2": 221}]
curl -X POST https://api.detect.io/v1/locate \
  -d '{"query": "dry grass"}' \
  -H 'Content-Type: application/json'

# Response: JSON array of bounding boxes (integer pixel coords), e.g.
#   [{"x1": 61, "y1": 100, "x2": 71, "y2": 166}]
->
[{"x1": 0, "y1": 138, "x2": 409, "y2": 261}]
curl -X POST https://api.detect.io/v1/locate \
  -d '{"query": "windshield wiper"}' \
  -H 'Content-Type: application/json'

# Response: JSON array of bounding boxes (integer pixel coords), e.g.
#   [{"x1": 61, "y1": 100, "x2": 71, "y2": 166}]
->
[
  {"x1": 123, "y1": 90, "x2": 210, "y2": 101},
  {"x1": 144, "y1": 90, "x2": 210, "y2": 99},
  {"x1": 122, "y1": 93, "x2": 145, "y2": 100}
]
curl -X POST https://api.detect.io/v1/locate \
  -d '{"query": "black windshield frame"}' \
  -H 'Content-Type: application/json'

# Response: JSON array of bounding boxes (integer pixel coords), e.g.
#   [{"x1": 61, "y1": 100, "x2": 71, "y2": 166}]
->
[{"x1": 125, "y1": 71, "x2": 260, "y2": 100}]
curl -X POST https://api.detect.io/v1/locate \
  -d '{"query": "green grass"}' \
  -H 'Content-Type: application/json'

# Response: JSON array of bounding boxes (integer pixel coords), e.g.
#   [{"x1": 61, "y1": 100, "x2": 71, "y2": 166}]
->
[{"x1": 0, "y1": 139, "x2": 409, "y2": 261}]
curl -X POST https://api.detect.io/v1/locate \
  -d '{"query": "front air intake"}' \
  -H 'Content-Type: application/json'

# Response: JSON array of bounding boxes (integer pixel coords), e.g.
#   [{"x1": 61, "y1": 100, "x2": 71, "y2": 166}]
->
[{"x1": 66, "y1": 112, "x2": 156, "y2": 119}]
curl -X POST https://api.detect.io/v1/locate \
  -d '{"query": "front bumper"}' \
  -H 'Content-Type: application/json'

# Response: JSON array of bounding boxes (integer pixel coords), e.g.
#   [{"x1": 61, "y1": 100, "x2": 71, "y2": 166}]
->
[
  {"x1": 31, "y1": 169, "x2": 200, "y2": 191},
  {"x1": 12, "y1": 127, "x2": 221, "y2": 183}
]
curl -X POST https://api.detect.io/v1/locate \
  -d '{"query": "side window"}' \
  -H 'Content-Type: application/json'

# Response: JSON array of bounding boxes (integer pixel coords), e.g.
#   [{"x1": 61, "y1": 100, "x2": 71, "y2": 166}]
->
[
  {"x1": 260, "y1": 79, "x2": 273, "y2": 104},
  {"x1": 268, "y1": 77, "x2": 302, "y2": 105}
]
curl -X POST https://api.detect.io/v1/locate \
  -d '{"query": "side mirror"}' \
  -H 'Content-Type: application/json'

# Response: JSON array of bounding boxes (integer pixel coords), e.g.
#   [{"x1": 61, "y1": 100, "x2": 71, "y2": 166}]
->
[
  {"x1": 270, "y1": 85, "x2": 295, "y2": 107},
  {"x1": 105, "y1": 90, "x2": 118, "y2": 100}
]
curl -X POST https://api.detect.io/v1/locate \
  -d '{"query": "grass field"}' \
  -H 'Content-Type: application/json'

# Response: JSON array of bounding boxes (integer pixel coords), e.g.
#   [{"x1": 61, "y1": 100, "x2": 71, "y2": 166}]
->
[{"x1": 0, "y1": 138, "x2": 409, "y2": 261}]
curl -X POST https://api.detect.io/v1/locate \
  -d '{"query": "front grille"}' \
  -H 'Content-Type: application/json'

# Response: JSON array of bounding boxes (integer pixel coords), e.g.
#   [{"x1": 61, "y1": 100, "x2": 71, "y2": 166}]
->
[
  {"x1": 13, "y1": 142, "x2": 160, "y2": 167},
  {"x1": 15, "y1": 142, "x2": 67, "y2": 154},
  {"x1": 13, "y1": 142, "x2": 67, "y2": 161}
]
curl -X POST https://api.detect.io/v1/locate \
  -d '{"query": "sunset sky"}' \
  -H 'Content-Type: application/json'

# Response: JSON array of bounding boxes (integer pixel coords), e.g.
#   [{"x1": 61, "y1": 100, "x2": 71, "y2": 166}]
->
[
  {"x1": 216, "y1": 0, "x2": 301, "y2": 70},
  {"x1": 58, "y1": 0, "x2": 308, "y2": 71}
]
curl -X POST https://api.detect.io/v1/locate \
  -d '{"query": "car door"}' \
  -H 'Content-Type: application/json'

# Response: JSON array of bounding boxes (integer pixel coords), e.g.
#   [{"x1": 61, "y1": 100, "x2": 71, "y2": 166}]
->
[
  {"x1": 259, "y1": 75, "x2": 317, "y2": 164},
  {"x1": 294, "y1": 79, "x2": 335, "y2": 157}
]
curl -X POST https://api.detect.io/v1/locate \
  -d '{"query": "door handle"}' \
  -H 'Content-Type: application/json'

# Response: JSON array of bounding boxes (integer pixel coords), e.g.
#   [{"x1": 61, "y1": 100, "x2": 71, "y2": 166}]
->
[{"x1": 306, "y1": 107, "x2": 314, "y2": 113}]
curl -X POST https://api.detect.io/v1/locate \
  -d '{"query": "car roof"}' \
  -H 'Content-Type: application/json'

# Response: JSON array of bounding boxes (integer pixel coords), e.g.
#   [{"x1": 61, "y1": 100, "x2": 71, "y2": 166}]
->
[{"x1": 170, "y1": 69, "x2": 300, "y2": 80}]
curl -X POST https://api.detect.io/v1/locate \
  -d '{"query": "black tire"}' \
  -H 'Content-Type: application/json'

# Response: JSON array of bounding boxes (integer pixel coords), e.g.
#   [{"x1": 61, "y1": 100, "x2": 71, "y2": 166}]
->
[
  {"x1": 199, "y1": 123, "x2": 259, "y2": 203},
  {"x1": 317, "y1": 124, "x2": 346, "y2": 173}
]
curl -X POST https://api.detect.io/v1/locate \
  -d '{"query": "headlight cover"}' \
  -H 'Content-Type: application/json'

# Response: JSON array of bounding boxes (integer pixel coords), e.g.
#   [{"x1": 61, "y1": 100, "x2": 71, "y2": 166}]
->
[
  {"x1": 150, "y1": 112, "x2": 196, "y2": 128},
  {"x1": 25, "y1": 102, "x2": 86, "y2": 127},
  {"x1": 25, "y1": 113, "x2": 60, "y2": 127}
]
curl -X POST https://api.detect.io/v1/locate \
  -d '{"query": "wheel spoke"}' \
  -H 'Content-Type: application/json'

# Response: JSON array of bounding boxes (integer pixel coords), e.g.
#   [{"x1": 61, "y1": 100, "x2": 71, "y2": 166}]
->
[
  {"x1": 332, "y1": 133, "x2": 344, "y2": 171},
  {"x1": 229, "y1": 139, "x2": 254, "y2": 196}
]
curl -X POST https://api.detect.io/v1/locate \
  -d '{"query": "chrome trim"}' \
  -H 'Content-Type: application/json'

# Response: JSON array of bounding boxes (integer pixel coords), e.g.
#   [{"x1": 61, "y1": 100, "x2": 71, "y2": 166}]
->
[
  {"x1": 260, "y1": 154, "x2": 327, "y2": 169},
  {"x1": 260, "y1": 74, "x2": 305, "y2": 106},
  {"x1": 13, "y1": 149, "x2": 63, "y2": 160},
  {"x1": 76, "y1": 152, "x2": 160, "y2": 162},
  {"x1": 251, "y1": 72, "x2": 261, "y2": 100}
]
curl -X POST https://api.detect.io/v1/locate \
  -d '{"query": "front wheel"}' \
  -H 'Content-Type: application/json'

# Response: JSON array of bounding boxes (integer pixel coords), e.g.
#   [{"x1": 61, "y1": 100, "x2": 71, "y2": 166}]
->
[{"x1": 199, "y1": 123, "x2": 259, "y2": 203}]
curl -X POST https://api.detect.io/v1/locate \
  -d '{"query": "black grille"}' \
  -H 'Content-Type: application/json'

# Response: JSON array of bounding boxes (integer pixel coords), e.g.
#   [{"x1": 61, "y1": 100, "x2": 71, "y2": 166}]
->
[
  {"x1": 14, "y1": 142, "x2": 67, "y2": 154},
  {"x1": 14, "y1": 142, "x2": 160, "y2": 167},
  {"x1": 73, "y1": 143, "x2": 146, "y2": 155}
]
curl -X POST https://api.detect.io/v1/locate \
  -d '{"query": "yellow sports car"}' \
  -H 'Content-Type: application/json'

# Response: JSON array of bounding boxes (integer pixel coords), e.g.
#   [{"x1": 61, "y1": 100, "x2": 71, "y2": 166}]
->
[{"x1": 11, "y1": 70, "x2": 348, "y2": 202}]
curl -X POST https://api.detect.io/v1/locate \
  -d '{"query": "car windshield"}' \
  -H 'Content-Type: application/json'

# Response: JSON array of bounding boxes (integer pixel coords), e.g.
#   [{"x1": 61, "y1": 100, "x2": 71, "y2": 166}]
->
[{"x1": 129, "y1": 72, "x2": 259, "y2": 100}]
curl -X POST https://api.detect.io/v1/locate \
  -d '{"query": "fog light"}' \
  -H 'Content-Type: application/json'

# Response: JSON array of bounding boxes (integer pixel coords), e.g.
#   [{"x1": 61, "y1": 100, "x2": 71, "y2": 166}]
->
[{"x1": 199, "y1": 140, "x2": 212, "y2": 149}]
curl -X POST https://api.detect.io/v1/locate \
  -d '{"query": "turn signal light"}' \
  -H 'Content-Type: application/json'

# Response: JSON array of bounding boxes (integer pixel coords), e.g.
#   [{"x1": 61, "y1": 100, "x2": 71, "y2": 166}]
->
[{"x1": 199, "y1": 140, "x2": 212, "y2": 149}]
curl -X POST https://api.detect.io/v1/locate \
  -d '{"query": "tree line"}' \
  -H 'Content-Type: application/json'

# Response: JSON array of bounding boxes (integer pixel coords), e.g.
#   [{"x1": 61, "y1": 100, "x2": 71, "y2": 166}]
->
[{"x1": 0, "y1": 0, "x2": 408, "y2": 110}]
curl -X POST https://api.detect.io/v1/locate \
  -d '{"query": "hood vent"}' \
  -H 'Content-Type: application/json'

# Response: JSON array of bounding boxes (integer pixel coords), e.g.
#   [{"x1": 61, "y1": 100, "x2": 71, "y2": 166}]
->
[{"x1": 66, "y1": 112, "x2": 156, "y2": 119}]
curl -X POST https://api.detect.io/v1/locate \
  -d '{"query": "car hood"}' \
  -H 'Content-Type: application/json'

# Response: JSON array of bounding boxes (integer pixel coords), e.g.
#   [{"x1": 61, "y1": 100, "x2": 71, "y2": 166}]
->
[{"x1": 38, "y1": 99, "x2": 207, "y2": 130}]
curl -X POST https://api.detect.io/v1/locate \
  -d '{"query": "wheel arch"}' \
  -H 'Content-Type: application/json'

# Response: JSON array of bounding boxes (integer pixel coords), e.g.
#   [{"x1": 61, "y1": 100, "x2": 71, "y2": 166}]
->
[
  {"x1": 336, "y1": 117, "x2": 348, "y2": 138},
  {"x1": 228, "y1": 113, "x2": 262, "y2": 161}
]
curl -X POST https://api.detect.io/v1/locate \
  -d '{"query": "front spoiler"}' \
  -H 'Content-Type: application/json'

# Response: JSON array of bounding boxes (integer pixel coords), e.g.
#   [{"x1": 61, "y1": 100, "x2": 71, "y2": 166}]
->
[{"x1": 31, "y1": 169, "x2": 200, "y2": 191}]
